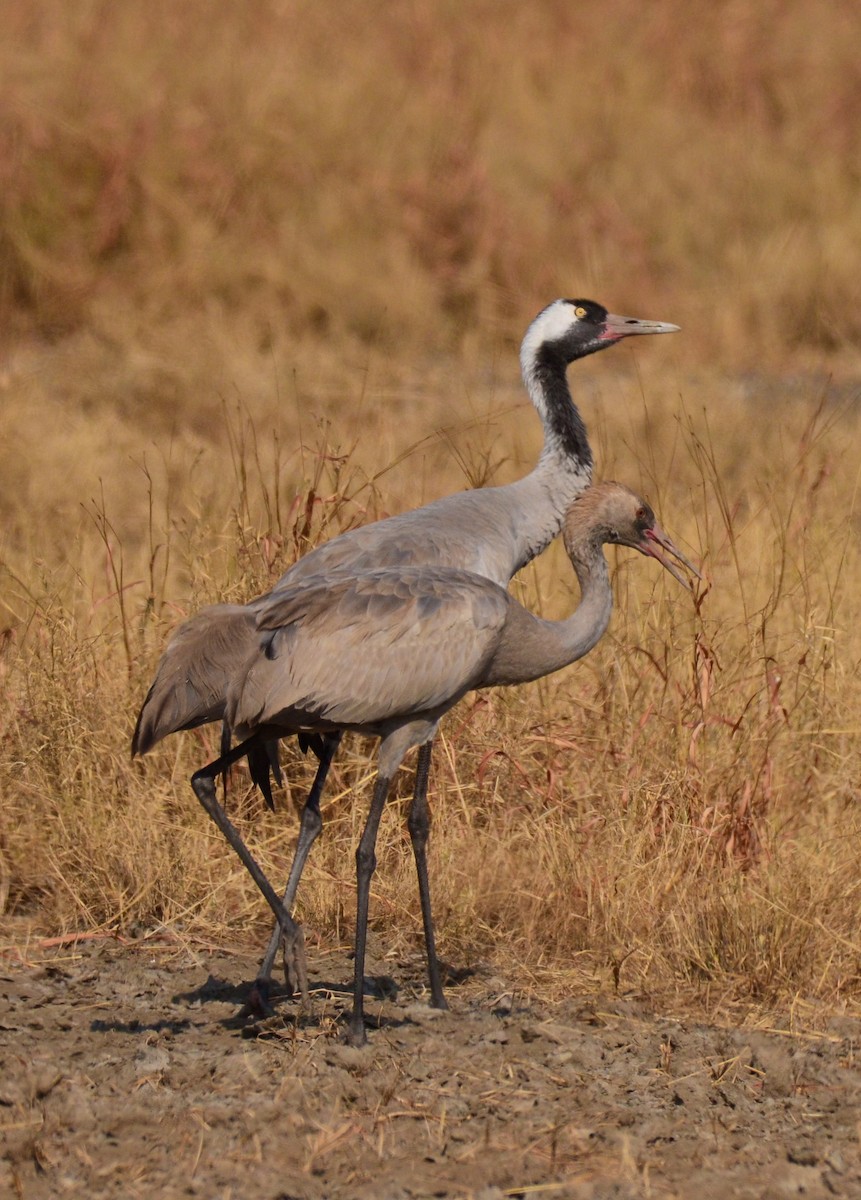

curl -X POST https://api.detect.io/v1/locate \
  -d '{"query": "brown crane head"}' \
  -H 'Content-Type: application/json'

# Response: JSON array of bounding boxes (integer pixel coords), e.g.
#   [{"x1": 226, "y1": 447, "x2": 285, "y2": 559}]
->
[{"x1": 563, "y1": 481, "x2": 700, "y2": 588}]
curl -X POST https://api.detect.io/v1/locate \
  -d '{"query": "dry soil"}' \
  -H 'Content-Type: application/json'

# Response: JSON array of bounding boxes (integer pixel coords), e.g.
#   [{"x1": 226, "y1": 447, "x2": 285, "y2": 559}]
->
[{"x1": 1, "y1": 934, "x2": 859, "y2": 1199}]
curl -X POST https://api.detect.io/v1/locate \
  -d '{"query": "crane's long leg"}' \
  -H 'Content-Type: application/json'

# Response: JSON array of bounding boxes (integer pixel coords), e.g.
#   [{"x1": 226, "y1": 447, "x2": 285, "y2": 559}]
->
[
  {"x1": 349, "y1": 770, "x2": 392, "y2": 1047},
  {"x1": 191, "y1": 739, "x2": 308, "y2": 1005},
  {"x1": 254, "y1": 731, "x2": 343, "y2": 1004},
  {"x1": 406, "y1": 740, "x2": 448, "y2": 1010}
]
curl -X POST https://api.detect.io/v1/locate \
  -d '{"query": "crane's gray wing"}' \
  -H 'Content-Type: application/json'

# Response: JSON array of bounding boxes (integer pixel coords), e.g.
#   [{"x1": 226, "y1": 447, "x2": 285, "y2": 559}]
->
[
  {"x1": 231, "y1": 568, "x2": 511, "y2": 734},
  {"x1": 266, "y1": 485, "x2": 530, "y2": 592},
  {"x1": 132, "y1": 604, "x2": 257, "y2": 755}
]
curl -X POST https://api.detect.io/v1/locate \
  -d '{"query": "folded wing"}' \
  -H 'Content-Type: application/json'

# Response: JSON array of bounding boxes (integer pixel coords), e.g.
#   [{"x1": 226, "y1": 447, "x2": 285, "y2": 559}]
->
[{"x1": 230, "y1": 568, "x2": 512, "y2": 734}]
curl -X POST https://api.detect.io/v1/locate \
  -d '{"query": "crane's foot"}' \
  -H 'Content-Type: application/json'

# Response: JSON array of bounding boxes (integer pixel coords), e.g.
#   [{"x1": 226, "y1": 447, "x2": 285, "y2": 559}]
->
[
  {"x1": 281, "y1": 923, "x2": 309, "y2": 1006},
  {"x1": 280, "y1": 930, "x2": 295, "y2": 989},
  {"x1": 347, "y1": 1015, "x2": 368, "y2": 1048},
  {"x1": 246, "y1": 977, "x2": 276, "y2": 1020}
]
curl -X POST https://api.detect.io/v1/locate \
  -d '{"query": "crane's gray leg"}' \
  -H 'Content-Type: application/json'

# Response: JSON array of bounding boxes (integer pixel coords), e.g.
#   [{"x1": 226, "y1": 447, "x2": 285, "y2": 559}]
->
[
  {"x1": 190, "y1": 741, "x2": 308, "y2": 1005},
  {"x1": 349, "y1": 771, "x2": 392, "y2": 1047},
  {"x1": 253, "y1": 731, "x2": 342, "y2": 1007},
  {"x1": 407, "y1": 739, "x2": 448, "y2": 1010}
]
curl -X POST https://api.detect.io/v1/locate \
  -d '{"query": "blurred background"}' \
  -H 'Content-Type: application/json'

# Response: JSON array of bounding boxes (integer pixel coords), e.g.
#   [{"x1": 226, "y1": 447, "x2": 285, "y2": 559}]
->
[{"x1": 3, "y1": 1, "x2": 860, "y2": 361}]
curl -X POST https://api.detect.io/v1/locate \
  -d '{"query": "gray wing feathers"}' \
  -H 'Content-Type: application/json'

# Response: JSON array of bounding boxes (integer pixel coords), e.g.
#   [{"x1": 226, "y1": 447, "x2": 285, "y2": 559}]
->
[
  {"x1": 132, "y1": 605, "x2": 257, "y2": 755},
  {"x1": 231, "y1": 570, "x2": 510, "y2": 735},
  {"x1": 269, "y1": 486, "x2": 528, "y2": 592}
]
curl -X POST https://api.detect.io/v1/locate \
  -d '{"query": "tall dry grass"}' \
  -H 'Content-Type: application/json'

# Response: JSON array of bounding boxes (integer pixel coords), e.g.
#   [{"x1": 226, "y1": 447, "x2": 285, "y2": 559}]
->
[
  {"x1": 2, "y1": 1, "x2": 861, "y2": 1012},
  {"x1": 3, "y1": 369, "x2": 861, "y2": 1009}
]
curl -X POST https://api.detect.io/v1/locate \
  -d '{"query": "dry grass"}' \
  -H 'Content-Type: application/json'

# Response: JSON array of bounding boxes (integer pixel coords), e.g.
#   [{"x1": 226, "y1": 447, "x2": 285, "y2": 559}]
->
[
  {"x1": 2, "y1": 1, "x2": 861, "y2": 1014},
  {"x1": 3, "y1": 0, "x2": 861, "y2": 369}
]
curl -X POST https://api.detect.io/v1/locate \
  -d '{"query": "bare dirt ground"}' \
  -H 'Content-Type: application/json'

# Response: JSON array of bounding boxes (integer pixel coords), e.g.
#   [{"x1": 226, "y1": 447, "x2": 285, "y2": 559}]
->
[{"x1": 1, "y1": 932, "x2": 859, "y2": 1200}]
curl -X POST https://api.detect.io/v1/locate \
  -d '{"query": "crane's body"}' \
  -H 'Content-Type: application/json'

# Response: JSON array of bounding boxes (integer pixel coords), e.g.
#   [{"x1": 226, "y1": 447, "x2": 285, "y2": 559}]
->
[{"x1": 132, "y1": 459, "x2": 587, "y2": 753}]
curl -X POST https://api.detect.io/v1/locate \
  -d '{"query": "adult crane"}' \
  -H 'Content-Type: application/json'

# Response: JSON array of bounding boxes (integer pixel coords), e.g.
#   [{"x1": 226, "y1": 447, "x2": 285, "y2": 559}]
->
[
  {"x1": 132, "y1": 299, "x2": 679, "y2": 1000},
  {"x1": 207, "y1": 482, "x2": 697, "y2": 1043}
]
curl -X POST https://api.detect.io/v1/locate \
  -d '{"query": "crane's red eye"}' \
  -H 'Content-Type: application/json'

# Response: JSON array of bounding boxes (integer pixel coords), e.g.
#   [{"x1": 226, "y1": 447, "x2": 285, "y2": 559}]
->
[{"x1": 636, "y1": 507, "x2": 646, "y2": 520}]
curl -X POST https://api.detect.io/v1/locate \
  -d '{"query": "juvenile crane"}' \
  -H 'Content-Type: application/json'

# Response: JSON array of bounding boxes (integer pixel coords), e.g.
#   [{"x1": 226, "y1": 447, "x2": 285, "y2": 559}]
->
[
  {"x1": 207, "y1": 482, "x2": 697, "y2": 1044},
  {"x1": 132, "y1": 299, "x2": 679, "y2": 999}
]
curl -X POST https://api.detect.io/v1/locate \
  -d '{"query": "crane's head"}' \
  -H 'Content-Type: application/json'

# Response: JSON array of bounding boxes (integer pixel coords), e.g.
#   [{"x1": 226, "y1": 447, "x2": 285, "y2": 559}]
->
[
  {"x1": 521, "y1": 298, "x2": 679, "y2": 373},
  {"x1": 564, "y1": 481, "x2": 700, "y2": 589}
]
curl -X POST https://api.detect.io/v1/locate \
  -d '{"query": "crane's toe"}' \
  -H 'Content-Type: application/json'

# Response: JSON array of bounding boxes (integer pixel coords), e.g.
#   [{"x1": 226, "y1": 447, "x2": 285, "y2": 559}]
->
[
  {"x1": 280, "y1": 924, "x2": 309, "y2": 1006},
  {"x1": 347, "y1": 1016, "x2": 368, "y2": 1048},
  {"x1": 246, "y1": 977, "x2": 276, "y2": 1019}
]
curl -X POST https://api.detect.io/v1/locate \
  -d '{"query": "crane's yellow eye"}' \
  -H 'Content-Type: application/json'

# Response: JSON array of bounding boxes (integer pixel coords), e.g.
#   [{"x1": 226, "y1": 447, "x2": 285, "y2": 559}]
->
[{"x1": 574, "y1": 305, "x2": 587, "y2": 319}]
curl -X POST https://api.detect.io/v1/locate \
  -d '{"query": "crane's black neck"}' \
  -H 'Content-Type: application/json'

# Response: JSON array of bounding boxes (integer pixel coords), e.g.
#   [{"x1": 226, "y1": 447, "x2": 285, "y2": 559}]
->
[{"x1": 529, "y1": 344, "x2": 593, "y2": 473}]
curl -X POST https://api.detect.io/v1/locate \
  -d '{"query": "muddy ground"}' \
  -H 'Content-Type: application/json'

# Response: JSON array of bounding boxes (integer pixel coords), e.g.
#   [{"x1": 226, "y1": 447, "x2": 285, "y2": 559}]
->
[{"x1": 1, "y1": 933, "x2": 859, "y2": 1200}]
